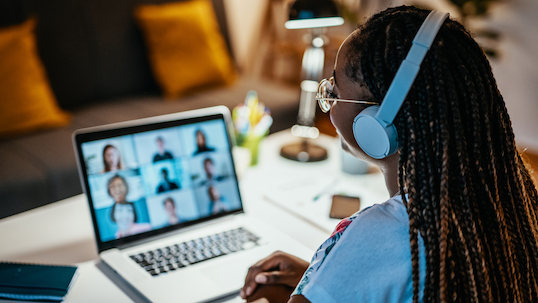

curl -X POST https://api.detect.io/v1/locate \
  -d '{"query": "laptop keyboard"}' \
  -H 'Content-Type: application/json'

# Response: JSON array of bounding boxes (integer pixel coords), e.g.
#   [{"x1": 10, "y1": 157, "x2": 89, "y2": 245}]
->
[{"x1": 129, "y1": 227, "x2": 260, "y2": 277}]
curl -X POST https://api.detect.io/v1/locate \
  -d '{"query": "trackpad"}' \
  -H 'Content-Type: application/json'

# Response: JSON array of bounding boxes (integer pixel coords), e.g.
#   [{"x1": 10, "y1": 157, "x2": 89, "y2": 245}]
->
[{"x1": 201, "y1": 253, "x2": 261, "y2": 290}]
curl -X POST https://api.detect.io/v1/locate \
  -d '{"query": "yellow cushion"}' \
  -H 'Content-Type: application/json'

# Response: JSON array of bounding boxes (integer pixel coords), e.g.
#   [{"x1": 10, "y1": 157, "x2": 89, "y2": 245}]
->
[
  {"x1": 0, "y1": 18, "x2": 71, "y2": 138},
  {"x1": 134, "y1": 0, "x2": 237, "y2": 99}
]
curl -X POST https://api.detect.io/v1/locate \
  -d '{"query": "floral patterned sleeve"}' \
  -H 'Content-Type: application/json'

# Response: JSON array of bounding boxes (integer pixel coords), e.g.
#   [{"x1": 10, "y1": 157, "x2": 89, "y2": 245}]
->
[{"x1": 292, "y1": 206, "x2": 371, "y2": 296}]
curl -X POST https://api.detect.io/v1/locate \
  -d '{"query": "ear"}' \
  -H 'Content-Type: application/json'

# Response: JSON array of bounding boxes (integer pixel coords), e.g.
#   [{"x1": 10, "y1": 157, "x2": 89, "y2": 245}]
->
[
  {"x1": 352, "y1": 105, "x2": 398, "y2": 159},
  {"x1": 352, "y1": 11, "x2": 448, "y2": 159}
]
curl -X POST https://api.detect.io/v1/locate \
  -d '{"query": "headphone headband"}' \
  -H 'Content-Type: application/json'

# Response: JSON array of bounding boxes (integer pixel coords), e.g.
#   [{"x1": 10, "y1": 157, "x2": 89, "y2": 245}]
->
[
  {"x1": 352, "y1": 10, "x2": 449, "y2": 159},
  {"x1": 375, "y1": 11, "x2": 449, "y2": 125}
]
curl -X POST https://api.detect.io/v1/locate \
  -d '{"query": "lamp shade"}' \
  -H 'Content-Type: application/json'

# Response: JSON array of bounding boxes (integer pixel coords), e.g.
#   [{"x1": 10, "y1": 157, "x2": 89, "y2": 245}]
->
[{"x1": 285, "y1": 0, "x2": 344, "y2": 29}]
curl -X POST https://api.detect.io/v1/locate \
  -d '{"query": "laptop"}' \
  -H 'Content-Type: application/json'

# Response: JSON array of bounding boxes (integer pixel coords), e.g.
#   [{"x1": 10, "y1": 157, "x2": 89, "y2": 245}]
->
[{"x1": 73, "y1": 106, "x2": 313, "y2": 303}]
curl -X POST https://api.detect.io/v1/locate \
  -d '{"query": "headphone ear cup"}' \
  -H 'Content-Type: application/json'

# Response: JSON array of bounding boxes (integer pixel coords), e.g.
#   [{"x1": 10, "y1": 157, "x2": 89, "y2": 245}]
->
[{"x1": 352, "y1": 105, "x2": 399, "y2": 159}]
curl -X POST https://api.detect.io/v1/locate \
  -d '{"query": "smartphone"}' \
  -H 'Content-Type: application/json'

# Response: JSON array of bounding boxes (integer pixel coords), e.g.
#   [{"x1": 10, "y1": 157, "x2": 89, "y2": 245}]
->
[{"x1": 329, "y1": 194, "x2": 361, "y2": 219}]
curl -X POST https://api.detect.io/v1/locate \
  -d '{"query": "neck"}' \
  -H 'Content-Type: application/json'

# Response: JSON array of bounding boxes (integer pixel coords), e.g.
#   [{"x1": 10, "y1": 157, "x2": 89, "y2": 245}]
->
[
  {"x1": 118, "y1": 223, "x2": 133, "y2": 232},
  {"x1": 377, "y1": 154, "x2": 399, "y2": 197}
]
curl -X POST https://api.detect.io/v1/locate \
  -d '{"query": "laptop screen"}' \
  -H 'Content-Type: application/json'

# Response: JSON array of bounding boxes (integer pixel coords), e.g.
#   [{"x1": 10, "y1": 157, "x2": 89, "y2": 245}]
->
[{"x1": 73, "y1": 107, "x2": 243, "y2": 252}]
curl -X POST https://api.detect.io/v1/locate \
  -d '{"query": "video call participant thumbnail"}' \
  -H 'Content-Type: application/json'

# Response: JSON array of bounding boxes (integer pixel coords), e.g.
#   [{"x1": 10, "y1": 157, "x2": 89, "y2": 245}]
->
[
  {"x1": 110, "y1": 201, "x2": 151, "y2": 239},
  {"x1": 107, "y1": 174, "x2": 131, "y2": 204},
  {"x1": 103, "y1": 144, "x2": 123, "y2": 172},
  {"x1": 198, "y1": 157, "x2": 227, "y2": 187},
  {"x1": 194, "y1": 129, "x2": 215, "y2": 155},
  {"x1": 153, "y1": 136, "x2": 174, "y2": 163},
  {"x1": 156, "y1": 168, "x2": 180, "y2": 193},
  {"x1": 163, "y1": 197, "x2": 180, "y2": 226},
  {"x1": 207, "y1": 186, "x2": 229, "y2": 215}
]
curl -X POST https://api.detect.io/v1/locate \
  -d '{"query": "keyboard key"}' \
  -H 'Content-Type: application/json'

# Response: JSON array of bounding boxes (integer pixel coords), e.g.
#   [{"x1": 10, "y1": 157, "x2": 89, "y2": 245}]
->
[
  {"x1": 131, "y1": 227, "x2": 259, "y2": 277},
  {"x1": 242, "y1": 241, "x2": 257, "y2": 250}
]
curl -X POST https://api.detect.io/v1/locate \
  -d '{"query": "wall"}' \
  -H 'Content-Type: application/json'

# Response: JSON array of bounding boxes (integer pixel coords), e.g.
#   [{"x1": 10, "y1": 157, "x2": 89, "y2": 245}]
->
[
  {"x1": 485, "y1": 0, "x2": 538, "y2": 153},
  {"x1": 413, "y1": 0, "x2": 538, "y2": 152},
  {"x1": 223, "y1": 0, "x2": 269, "y2": 73}
]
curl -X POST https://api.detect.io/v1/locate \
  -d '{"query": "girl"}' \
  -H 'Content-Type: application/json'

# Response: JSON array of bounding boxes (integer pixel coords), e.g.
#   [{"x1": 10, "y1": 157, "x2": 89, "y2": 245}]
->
[{"x1": 241, "y1": 6, "x2": 538, "y2": 303}]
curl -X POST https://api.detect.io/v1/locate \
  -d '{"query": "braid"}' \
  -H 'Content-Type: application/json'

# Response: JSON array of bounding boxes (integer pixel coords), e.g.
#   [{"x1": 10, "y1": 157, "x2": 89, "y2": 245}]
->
[{"x1": 345, "y1": 6, "x2": 538, "y2": 302}]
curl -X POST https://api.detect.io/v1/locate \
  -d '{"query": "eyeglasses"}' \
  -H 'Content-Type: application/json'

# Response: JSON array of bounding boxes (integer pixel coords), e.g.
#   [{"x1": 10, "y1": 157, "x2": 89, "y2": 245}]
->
[{"x1": 316, "y1": 77, "x2": 377, "y2": 113}]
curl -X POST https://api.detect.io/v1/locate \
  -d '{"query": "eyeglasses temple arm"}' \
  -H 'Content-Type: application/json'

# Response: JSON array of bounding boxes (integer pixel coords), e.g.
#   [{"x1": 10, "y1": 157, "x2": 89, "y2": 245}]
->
[{"x1": 314, "y1": 97, "x2": 377, "y2": 105}]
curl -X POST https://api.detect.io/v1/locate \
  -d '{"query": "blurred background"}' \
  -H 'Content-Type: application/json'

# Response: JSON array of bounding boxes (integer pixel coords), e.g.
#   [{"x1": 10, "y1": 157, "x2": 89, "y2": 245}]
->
[{"x1": 1, "y1": 0, "x2": 536, "y2": 218}]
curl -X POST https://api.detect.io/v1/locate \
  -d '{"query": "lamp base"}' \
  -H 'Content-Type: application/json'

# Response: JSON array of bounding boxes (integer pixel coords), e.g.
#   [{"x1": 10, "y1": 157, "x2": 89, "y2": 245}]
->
[{"x1": 280, "y1": 139, "x2": 328, "y2": 162}]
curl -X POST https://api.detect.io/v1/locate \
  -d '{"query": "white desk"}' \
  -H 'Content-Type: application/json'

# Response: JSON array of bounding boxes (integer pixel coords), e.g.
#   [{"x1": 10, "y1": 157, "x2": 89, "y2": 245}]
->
[
  {"x1": 0, "y1": 195, "x2": 134, "y2": 302},
  {"x1": 0, "y1": 130, "x2": 387, "y2": 302},
  {"x1": 248, "y1": 130, "x2": 389, "y2": 234}
]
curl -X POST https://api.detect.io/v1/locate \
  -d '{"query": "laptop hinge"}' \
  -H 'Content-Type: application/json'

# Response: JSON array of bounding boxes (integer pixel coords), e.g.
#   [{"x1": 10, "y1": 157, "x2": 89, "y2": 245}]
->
[{"x1": 114, "y1": 212, "x2": 242, "y2": 250}]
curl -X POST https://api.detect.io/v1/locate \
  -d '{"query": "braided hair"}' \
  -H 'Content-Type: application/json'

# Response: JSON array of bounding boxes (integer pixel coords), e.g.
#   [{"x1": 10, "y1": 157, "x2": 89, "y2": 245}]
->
[{"x1": 344, "y1": 6, "x2": 538, "y2": 302}]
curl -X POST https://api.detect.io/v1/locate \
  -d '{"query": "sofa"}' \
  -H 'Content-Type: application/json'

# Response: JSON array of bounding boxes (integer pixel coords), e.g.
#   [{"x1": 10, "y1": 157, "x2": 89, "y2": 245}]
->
[{"x1": 0, "y1": 0, "x2": 300, "y2": 219}]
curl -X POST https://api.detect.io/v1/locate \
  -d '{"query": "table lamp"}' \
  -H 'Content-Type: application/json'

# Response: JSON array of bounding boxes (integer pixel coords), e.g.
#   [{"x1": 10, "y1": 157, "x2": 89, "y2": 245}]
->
[{"x1": 280, "y1": 0, "x2": 344, "y2": 162}]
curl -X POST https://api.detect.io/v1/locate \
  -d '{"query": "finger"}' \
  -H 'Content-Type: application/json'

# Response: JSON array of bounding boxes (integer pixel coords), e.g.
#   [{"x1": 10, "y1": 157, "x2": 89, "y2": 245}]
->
[
  {"x1": 255, "y1": 271, "x2": 302, "y2": 288},
  {"x1": 241, "y1": 252, "x2": 286, "y2": 298}
]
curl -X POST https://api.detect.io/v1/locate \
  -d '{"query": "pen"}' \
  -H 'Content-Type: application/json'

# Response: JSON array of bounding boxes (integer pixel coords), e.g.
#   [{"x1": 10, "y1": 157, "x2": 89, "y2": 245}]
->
[
  {"x1": 253, "y1": 115, "x2": 273, "y2": 137},
  {"x1": 312, "y1": 178, "x2": 339, "y2": 201}
]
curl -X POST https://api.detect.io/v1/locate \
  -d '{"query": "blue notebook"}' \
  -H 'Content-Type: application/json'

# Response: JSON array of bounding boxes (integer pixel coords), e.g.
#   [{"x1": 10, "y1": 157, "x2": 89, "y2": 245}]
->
[{"x1": 0, "y1": 262, "x2": 78, "y2": 302}]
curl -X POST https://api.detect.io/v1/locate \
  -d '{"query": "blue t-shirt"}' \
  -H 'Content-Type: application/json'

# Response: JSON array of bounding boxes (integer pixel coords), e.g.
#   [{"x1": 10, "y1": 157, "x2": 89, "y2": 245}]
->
[{"x1": 293, "y1": 195, "x2": 426, "y2": 303}]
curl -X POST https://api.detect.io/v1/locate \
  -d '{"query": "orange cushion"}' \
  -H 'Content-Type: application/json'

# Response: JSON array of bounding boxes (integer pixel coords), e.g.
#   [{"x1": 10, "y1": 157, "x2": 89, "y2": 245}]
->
[
  {"x1": 0, "y1": 18, "x2": 71, "y2": 138},
  {"x1": 134, "y1": 0, "x2": 237, "y2": 99}
]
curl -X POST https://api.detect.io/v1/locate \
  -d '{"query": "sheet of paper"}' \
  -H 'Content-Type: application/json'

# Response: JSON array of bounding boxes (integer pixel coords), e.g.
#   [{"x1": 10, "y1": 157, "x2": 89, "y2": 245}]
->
[{"x1": 261, "y1": 168, "x2": 390, "y2": 234}]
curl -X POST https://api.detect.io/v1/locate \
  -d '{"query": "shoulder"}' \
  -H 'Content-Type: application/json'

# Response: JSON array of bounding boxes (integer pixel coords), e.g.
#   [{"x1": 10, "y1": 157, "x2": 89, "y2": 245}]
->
[
  {"x1": 328, "y1": 195, "x2": 408, "y2": 240},
  {"x1": 298, "y1": 195, "x2": 408, "y2": 271},
  {"x1": 326, "y1": 195, "x2": 408, "y2": 253},
  {"x1": 294, "y1": 195, "x2": 419, "y2": 302},
  {"x1": 327, "y1": 195, "x2": 412, "y2": 265},
  {"x1": 348, "y1": 195, "x2": 410, "y2": 236},
  {"x1": 357, "y1": 195, "x2": 408, "y2": 223}
]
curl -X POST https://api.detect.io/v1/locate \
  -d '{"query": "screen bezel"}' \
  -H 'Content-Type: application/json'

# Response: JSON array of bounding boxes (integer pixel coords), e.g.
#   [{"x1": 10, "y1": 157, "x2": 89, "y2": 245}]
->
[{"x1": 73, "y1": 107, "x2": 244, "y2": 253}]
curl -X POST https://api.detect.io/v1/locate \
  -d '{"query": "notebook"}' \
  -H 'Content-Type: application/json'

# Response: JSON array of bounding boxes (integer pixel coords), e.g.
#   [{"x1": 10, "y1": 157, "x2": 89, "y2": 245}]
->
[
  {"x1": 73, "y1": 106, "x2": 312, "y2": 303},
  {"x1": 0, "y1": 262, "x2": 78, "y2": 302}
]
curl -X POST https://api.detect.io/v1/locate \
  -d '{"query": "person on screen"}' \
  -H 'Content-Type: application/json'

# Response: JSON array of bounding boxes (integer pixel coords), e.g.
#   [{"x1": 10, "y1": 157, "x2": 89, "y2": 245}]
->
[
  {"x1": 107, "y1": 174, "x2": 131, "y2": 204},
  {"x1": 102, "y1": 144, "x2": 122, "y2": 172},
  {"x1": 163, "y1": 197, "x2": 180, "y2": 225},
  {"x1": 200, "y1": 157, "x2": 226, "y2": 186},
  {"x1": 207, "y1": 186, "x2": 228, "y2": 215},
  {"x1": 152, "y1": 136, "x2": 174, "y2": 163},
  {"x1": 110, "y1": 201, "x2": 151, "y2": 239},
  {"x1": 193, "y1": 129, "x2": 215, "y2": 155},
  {"x1": 156, "y1": 168, "x2": 180, "y2": 193}
]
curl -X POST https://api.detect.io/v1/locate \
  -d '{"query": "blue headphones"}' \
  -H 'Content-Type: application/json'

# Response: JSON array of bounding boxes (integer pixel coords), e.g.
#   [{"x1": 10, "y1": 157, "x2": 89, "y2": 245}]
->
[{"x1": 353, "y1": 11, "x2": 449, "y2": 159}]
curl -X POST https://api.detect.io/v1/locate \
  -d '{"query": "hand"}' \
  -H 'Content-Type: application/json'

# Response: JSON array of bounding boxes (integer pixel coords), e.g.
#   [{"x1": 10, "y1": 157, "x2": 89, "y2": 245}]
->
[
  {"x1": 240, "y1": 251, "x2": 309, "y2": 299},
  {"x1": 245, "y1": 284, "x2": 294, "y2": 303}
]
